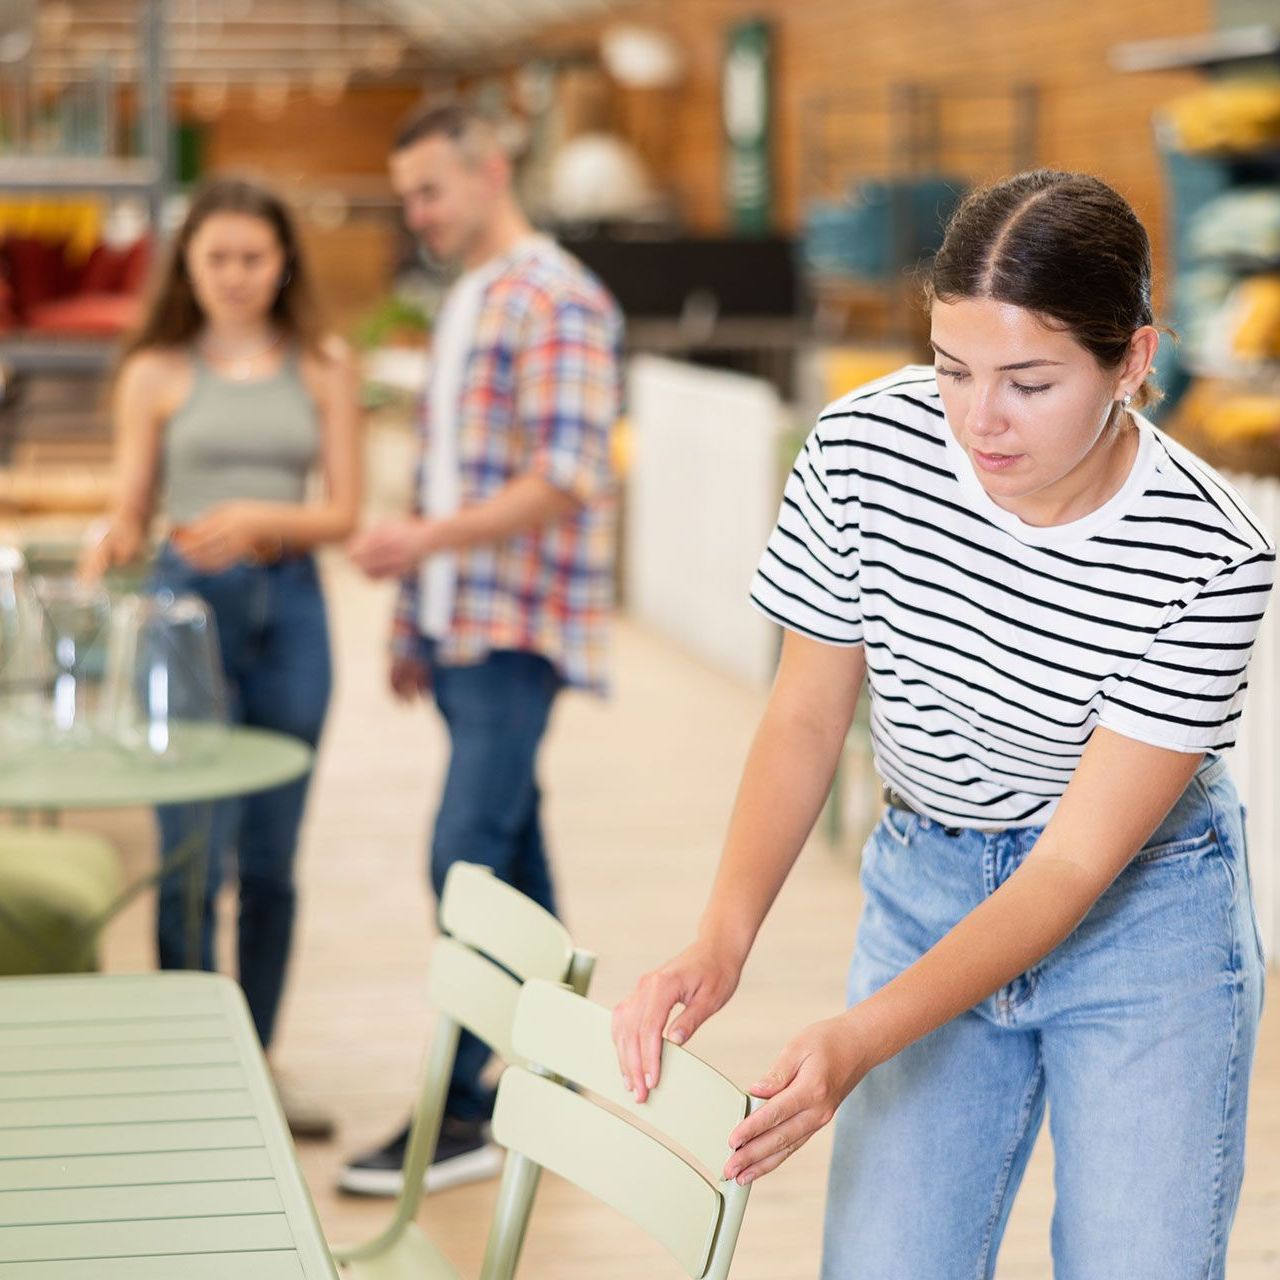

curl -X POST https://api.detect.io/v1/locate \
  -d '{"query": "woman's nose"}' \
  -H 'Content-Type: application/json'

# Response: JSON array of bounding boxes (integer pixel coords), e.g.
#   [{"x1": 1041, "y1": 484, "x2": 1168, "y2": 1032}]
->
[{"x1": 965, "y1": 389, "x2": 1004, "y2": 438}]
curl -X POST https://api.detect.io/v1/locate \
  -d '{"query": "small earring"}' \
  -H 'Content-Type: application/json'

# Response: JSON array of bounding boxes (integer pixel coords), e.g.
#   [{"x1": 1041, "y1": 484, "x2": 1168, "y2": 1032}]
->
[
  {"x1": 1121, "y1": 392, "x2": 1133, "y2": 407},
  {"x1": 279, "y1": 268, "x2": 292, "y2": 289}
]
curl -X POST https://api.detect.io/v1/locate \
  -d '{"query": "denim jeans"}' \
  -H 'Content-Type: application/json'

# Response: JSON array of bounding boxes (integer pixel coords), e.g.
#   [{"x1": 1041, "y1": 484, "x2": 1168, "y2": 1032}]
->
[
  {"x1": 151, "y1": 545, "x2": 331, "y2": 1049},
  {"x1": 823, "y1": 754, "x2": 1265, "y2": 1280},
  {"x1": 422, "y1": 638, "x2": 562, "y2": 1122}
]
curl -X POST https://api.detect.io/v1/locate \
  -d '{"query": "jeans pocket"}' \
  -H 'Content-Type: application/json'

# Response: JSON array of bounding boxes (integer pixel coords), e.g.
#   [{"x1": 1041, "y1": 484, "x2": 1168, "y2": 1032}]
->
[
  {"x1": 879, "y1": 806, "x2": 916, "y2": 849},
  {"x1": 1131, "y1": 826, "x2": 1216, "y2": 867},
  {"x1": 1238, "y1": 806, "x2": 1268, "y2": 971}
]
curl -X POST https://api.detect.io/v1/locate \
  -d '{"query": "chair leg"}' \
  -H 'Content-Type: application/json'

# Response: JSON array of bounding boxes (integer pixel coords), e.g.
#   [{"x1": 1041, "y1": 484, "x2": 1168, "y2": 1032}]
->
[
  {"x1": 332, "y1": 1015, "x2": 461, "y2": 1266},
  {"x1": 477, "y1": 1152, "x2": 541, "y2": 1280}
]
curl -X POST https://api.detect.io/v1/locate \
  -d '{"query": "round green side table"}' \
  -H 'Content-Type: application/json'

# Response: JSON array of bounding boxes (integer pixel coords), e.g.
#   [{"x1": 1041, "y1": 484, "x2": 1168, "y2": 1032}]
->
[{"x1": 0, "y1": 725, "x2": 313, "y2": 969}]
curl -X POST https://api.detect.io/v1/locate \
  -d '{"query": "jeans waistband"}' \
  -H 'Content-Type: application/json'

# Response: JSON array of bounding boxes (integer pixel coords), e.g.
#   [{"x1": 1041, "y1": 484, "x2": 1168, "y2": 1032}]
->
[
  {"x1": 157, "y1": 539, "x2": 313, "y2": 573},
  {"x1": 882, "y1": 785, "x2": 971, "y2": 836}
]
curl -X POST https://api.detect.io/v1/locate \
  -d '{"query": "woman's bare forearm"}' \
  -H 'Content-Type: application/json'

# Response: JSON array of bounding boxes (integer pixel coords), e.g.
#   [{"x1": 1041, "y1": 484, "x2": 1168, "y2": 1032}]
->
[
  {"x1": 697, "y1": 707, "x2": 846, "y2": 963},
  {"x1": 243, "y1": 501, "x2": 358, "y2": 550},
  {"x1": 698, "y1": 638, "x2": 865, "y2": 965},
  {"x1": 845, "y1": 732, "x2": 1203, "y2": 1068},
  {"x1": 848, "y1": 852, "x2": 1102, "y2": 1066}
]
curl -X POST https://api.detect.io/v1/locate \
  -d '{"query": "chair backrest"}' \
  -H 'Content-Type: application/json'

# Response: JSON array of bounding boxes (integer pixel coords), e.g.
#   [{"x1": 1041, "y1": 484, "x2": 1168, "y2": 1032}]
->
[
  {"x1": 430, "y1": 862, "x2": 589, "y2": 1061},
  {"x1": 481, "y1": 980, "x2": 758, "y2": 1280},
  {"x1": 334, "y1": 864, "x2": 594, "y2": 1268}
]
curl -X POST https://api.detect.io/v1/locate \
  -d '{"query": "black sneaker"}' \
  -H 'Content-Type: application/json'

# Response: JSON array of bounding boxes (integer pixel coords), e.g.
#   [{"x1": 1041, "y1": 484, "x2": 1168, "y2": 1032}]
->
[{"x1": 336, "y1": 1117, "x2": 504, "y2": 1197}]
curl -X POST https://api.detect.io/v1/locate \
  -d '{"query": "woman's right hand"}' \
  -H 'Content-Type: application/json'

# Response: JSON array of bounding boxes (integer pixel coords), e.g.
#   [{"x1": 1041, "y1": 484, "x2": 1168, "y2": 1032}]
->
[
  {"x1": 77, "y1": 519, "x2": 143, "y2": 583},
  {"x1": 611, "y1": 937, "x2": 746, "y2": 1104}
]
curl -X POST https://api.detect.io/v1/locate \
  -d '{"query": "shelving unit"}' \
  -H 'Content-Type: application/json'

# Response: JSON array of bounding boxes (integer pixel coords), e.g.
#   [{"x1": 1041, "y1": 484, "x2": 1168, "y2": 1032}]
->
[
  {"x1": 797, "y1": 81, "x2": 1038, "y2": 345},
  {"x1": 0, "y1": 0, "x2": 170, "y2": 376},
  {"x1": 1113, "y1": 26, "x2": 1280, "y2": 416}
]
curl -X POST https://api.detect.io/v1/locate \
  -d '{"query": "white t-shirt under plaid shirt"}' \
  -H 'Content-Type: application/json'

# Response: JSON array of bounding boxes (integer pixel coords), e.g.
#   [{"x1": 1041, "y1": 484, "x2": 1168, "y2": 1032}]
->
[{"x1": 750, "y1": 366, "x2": 1276, "y2": 829}]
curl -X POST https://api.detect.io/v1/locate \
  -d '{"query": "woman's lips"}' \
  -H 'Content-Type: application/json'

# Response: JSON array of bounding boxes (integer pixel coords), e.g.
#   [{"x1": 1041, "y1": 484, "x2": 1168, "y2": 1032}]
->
[{"x1": 973, "y1": 449, "x2": 1023, "y2": 473}]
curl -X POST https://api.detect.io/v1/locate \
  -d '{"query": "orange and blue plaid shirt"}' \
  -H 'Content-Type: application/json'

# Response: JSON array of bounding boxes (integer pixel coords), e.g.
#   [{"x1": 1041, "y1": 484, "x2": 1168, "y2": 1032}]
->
[{"x1": 392, "y1": 239, "x2": 623, "y2": 694}]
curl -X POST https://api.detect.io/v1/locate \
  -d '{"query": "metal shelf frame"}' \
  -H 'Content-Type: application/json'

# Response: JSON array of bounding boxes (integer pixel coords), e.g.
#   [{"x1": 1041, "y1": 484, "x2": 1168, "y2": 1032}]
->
[
  {"x1": 798, "y1": 81, "x2": 1039, "y2": 343},
  {"x1": 0, "y1": 0, "x2": 170, "y2": 375}
]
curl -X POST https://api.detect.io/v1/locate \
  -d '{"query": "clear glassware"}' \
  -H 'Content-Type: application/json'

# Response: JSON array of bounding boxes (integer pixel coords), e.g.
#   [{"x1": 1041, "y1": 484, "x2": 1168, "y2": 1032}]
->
[
  {"x1": 0, "y1": 546, "x2": 52, "y2": 759},
  {"x1": 101, "y1": 590, "x2": 229, "y2": 764},
  {"x1": 31, "y1": 575, "x2": 112, "y2": 745}
]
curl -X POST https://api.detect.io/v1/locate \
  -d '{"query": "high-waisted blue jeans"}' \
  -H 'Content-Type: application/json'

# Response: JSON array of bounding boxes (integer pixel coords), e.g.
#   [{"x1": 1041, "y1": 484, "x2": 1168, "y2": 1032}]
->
[
  {"x1": 151, "y1": 544, "x2": 331, "y2": 1049},
  {"x1": 823, "y1": 754, "x2": 1265, "y2": 1280}
]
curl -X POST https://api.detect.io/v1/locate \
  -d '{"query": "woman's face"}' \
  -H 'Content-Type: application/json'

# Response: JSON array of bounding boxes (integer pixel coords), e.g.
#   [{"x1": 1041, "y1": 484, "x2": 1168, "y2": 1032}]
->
[
  {"x1": 930, "y1": 297, "x2": 1149, "y2": 521},
  {"x1": 184, "y1": 212, "x2": 286, "y2": 328}
]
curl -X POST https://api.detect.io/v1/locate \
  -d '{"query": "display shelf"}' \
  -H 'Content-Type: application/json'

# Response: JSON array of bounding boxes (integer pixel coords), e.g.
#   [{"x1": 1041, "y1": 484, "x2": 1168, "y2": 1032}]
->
[
  {"x1": 1197, "y1": 253, "x2": 1280, "y2": 273},
  {"x1": 1151, "y1": 132, "x2": 1280, "y2": 171},
  {"x1": 1111, "y1": 24, "x2": 1280, "y2": 73},
  {"x1": 1186, "y1": 358, "x2": 1280, "y2": 392},
  {"x1": 0, "y1": 156, "x2": 159, "y2": 196},
  {"x1": 0, "y1": 336, "x2": 119, "y2": 375}
]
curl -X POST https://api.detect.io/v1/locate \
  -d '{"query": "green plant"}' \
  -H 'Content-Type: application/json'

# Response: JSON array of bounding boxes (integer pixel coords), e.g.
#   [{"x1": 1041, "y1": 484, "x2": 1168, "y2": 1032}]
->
[{"x1": 353, "y1": 293, "x2": 432, "y2": 350}]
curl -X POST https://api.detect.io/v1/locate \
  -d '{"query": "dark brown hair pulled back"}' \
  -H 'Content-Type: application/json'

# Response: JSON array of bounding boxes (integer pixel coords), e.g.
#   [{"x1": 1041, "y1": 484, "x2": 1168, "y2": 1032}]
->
[{"x1": 927, "y1": 170, "x2": 1159, "y2": 407}]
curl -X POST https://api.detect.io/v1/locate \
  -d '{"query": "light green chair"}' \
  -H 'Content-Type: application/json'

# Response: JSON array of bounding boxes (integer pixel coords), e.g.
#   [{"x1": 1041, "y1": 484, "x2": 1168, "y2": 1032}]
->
[
  {"x1": 332, "y1": 862, "x2": 596, "y2": 1280},
  {"x1": 478, "y1": 979, "x2": 761, "y2": 1280},
  {"x1": 0, "y1": 828, "x2": 124, "y2": 974}
]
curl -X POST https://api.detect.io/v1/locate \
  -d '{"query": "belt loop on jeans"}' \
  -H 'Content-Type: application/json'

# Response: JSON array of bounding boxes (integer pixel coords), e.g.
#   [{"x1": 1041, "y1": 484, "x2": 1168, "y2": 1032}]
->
[{"x1": 881, "y1": 783, "x2": 963, "y2": 837}]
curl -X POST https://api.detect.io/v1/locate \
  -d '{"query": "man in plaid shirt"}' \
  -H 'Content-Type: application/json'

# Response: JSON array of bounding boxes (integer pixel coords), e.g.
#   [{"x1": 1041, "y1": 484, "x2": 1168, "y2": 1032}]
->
[{"x1": 345, "y1": 102, "x2": 622, "y2": 1196}]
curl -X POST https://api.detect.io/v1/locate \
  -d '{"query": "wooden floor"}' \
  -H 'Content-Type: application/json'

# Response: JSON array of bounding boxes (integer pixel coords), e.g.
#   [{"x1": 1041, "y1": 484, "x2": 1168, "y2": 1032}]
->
[{"x1": 85, "y1": 554, "x2": 1280, "y2": 1278}]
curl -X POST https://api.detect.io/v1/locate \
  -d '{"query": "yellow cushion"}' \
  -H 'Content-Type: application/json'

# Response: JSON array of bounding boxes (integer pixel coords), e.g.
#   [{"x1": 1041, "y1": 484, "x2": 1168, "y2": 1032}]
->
[{"x1": 0, "y1": 830, "x2": 122, "y2": 974}]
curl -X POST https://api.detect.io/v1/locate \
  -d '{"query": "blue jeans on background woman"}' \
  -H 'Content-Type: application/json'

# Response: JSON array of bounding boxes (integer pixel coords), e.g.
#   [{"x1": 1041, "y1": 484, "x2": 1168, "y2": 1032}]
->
[
  {"x1": 823, "y1": 754, "x2": 1264, "y2": 1280},
  {"x1": 151, "y1": 543, "x2": 331, "y2": 1049}
]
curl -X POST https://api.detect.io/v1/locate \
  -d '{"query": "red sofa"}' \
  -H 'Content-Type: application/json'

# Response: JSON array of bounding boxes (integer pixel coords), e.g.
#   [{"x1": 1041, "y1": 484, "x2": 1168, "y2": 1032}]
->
[{"x1": 0, "y1": 235, "x2": 151, "y2": 339}]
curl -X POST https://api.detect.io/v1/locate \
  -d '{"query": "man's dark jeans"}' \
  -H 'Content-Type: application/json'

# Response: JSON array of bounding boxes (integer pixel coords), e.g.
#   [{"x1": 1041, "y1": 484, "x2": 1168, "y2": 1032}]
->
[{"x1": 423, "y1": 638, "x2": 561, "y2": 1121}]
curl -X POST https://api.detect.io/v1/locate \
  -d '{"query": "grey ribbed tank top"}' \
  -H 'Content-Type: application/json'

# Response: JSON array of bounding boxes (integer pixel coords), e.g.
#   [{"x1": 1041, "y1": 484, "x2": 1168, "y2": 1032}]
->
[{"x1": 161, "y1": 350, "x2": 321, "y2": 525}]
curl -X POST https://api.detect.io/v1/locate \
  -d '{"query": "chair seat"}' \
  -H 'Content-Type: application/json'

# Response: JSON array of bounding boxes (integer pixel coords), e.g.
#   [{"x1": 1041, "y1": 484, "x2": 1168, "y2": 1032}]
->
[
  {"x1": 0, "y1": 829, "x2": 123, "y2": 974},
  {"x1": 337, "y1": 1224, "x2": 463, "y2": 1280}
]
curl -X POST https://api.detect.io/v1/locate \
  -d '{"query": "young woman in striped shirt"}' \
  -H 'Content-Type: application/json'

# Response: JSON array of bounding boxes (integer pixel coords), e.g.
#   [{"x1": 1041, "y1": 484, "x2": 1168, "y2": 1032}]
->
[{"x1": 612, "y1": 170, "x2": 1274, "y2": 1278}]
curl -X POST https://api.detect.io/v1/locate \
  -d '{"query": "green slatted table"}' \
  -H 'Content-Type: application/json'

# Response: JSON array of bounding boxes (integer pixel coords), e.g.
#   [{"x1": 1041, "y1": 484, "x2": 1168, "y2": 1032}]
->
[{"x1": 0, "y1": 971, "x2": 337, "y2": 1279}]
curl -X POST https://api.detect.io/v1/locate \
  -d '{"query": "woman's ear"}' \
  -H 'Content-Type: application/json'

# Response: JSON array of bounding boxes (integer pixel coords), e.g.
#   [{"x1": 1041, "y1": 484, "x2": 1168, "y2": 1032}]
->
[{"x1": 1119, "y1": 326, "x2": 1160, "y2": 399}]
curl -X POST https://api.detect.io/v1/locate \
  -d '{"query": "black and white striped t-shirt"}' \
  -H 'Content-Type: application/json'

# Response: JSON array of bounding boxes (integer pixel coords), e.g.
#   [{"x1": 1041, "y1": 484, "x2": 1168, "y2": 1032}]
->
[{"x1": 750, "y1": 365, "x2": 1276, "y2": 829}]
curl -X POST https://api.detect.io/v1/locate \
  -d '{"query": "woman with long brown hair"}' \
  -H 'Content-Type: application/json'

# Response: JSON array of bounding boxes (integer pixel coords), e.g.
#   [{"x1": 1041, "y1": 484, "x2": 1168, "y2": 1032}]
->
[{"x1": 82, "y1": 176, "x2": 360, "y2": 1134}]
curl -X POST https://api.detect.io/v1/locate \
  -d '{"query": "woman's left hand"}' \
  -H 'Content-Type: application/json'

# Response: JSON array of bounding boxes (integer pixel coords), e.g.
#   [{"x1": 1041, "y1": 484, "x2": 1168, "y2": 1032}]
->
[
  {"x1": 174, "y1": 502, "x2": 272, "y2": 572},
  {"x1": 723, "y1": 1014, "x2": 873, "y2": 1186}
]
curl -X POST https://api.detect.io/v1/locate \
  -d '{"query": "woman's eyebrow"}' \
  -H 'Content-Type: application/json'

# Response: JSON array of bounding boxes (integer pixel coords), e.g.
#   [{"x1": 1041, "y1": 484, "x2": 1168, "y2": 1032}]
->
[{"x1": 929, "y1": 341, "x2": 1064, "y2": 372}]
